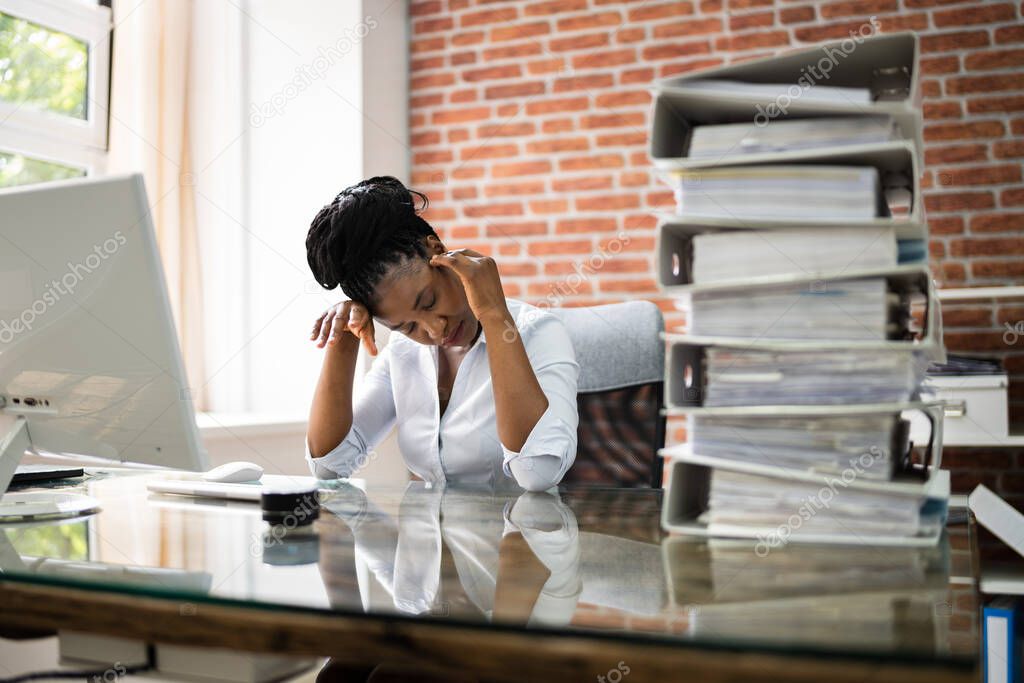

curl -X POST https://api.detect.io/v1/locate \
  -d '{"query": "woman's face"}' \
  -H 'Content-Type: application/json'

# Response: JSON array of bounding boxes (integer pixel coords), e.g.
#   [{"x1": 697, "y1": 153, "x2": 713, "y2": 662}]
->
[{"x1": 371, "y1": 236, "x2": 478, "y2": 348}]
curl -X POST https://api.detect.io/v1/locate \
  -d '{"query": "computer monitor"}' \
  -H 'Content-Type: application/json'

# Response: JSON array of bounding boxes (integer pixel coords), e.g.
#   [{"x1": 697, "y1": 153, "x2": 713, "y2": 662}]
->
[{"x1": 0, "y1": 173, "x2": 208, "y2": 519}]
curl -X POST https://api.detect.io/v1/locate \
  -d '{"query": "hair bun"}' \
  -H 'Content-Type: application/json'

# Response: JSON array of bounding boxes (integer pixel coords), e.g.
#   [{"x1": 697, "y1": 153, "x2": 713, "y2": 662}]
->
[{"x1": 305, "y1": 176, "x2": 436, "y2": 306}]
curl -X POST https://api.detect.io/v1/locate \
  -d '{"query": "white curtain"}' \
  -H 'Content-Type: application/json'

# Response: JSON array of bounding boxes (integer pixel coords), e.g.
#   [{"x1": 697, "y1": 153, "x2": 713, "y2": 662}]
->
[{"x1": 106, "y1": 0, "x2": 207, "y2": 410}]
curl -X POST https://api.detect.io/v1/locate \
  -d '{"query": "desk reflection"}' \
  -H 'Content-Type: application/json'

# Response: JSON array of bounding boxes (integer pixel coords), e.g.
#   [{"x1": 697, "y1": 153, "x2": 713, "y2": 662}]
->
[
  {"x1": 0, "y1": 475, "x2": 976, "y2": 669},
  {"x1": 316, "y1": 483, "x2": 581, "y2": 628}
]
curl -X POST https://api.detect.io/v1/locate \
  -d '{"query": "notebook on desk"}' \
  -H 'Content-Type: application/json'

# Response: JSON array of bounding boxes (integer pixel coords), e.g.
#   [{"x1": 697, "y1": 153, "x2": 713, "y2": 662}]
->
[
  {"x1": 147, "y1": 474, "x2": 336, "y2": 503},
  {"x1": 147, "y1": 479, "x2": 264, "y2": 502}
]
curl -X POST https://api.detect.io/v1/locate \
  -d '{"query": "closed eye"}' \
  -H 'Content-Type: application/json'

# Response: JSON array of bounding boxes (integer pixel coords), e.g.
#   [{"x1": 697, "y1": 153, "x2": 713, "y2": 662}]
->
[{"x1": 405, "y1": 290, "x2": 436, "y2": 334}]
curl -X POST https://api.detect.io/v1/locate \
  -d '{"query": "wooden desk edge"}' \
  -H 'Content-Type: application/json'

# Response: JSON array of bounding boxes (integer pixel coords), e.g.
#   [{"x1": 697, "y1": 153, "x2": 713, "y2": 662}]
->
[{"x1": 0, "y1": 580, "x2": 976, "y2": 683}]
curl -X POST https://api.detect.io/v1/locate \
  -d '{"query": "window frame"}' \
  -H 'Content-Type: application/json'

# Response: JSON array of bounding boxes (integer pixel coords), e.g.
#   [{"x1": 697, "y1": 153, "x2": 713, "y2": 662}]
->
[{"x1": 0, "y1": 0, "x2": 112, "y2": 179}]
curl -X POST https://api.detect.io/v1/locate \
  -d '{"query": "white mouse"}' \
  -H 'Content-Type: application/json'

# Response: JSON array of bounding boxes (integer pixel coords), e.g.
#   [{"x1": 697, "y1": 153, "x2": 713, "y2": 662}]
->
[{"x1": 202, "y1": 461, "x2": 264, "y2": 483}]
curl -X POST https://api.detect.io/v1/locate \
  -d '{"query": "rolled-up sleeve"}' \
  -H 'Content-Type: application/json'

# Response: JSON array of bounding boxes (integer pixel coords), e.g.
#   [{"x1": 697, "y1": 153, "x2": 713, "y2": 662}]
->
[
  {"x1": 306, "y1": 344, "x2": 397, "y2": 479},
  {"x1": 500, "y1": 312, "x2": 579, "y2": 492}
]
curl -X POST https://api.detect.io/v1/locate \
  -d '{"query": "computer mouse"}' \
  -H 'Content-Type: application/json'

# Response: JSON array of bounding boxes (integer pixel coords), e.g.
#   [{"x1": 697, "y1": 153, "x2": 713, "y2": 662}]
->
[{"x1": 202, "y1": 461, "x2": 265, "y2": 483}]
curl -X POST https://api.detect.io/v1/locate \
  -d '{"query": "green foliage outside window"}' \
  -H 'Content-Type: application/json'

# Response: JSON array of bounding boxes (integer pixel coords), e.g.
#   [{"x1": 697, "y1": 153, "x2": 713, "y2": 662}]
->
[
  {"x1": 0, "y1": 150, "x2": 85, "y2": 187},
  {"x1": 0, "y1": 11, "x2": 89, "y2": 119},
  {"x1": 5, "y1": 520, "x2": 89, "y2": 561}
]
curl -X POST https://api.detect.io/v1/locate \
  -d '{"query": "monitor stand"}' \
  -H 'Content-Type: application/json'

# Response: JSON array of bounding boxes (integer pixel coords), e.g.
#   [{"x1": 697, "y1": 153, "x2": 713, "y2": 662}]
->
[{"x1": 0, "y1": 416, "x2": 100, "y2": 523}]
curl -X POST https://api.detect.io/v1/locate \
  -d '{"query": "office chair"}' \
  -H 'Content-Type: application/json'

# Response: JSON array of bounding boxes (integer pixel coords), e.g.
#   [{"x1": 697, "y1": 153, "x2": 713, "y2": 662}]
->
[{"x1": 548, "y1": 301, "x2": 666, "y2": 488}]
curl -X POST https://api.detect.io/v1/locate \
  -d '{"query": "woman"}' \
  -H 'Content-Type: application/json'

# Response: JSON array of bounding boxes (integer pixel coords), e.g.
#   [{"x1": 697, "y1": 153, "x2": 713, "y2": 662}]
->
[{"x1": 304, "y1": 176, "x2": 579, "y2": 491}]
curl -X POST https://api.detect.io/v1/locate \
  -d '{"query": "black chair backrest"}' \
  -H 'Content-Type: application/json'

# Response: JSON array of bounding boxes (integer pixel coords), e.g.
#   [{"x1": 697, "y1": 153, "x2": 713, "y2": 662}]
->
[{"x1": 562, "y1": 381, "x2": 666, "y2": 488}]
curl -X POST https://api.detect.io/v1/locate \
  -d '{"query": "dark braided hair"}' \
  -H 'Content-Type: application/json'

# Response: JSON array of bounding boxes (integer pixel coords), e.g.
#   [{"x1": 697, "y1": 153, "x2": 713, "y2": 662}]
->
[{"x1": 306, "y1": 176, "x2": 438, "y2": 312}]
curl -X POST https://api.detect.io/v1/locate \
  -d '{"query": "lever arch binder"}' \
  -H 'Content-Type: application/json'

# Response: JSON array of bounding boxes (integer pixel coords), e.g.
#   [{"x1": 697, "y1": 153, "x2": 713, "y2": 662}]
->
[
  {"x1": 655, "y1": 140, "x2": 922, "y2": 227},
  {"x1": 660, "y1": 266, "x2": 941, "y2": 345},
  {"x1": 660, "y1": 456, "x2": 949, "y2": 546},
  {"x1": 650, "y1": 32, "x2": 923, "y2": 168},
  {"x1": 656, "y1": 216, "x2": 925, "y2": 295}
]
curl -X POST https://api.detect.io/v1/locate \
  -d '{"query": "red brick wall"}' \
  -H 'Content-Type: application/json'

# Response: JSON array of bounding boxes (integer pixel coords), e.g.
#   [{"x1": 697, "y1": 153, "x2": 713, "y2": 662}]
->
[{"x1": 407, "y1": 0, "x2": 1024, "y2": 500}]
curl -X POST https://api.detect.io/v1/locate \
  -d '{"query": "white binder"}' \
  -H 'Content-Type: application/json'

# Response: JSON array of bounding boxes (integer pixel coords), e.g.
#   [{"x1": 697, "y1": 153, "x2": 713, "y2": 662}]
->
[
  {"x1": 655, "y1": 140, "x2": 922, "y2": 228},
  {"x1": 657, "y1": 225, "x2": 930, "y2": 292},
  {"x1": 650, "y1": 32, "x2": 923, "y2": 168},
  {"x1": 660, "y1": 456, "x2": 949, "y2": 546}
]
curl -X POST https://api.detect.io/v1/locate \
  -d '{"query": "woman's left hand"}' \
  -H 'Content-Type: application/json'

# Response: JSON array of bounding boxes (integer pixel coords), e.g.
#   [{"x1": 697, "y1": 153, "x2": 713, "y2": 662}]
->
[{"x1": 430, "y1": 248, "x2": 509, "y2": 324}]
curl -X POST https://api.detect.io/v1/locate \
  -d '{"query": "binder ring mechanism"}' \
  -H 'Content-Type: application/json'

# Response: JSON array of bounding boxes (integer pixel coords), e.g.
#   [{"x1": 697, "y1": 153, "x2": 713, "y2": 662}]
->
[
  {"x1": 911, "y1": 401, "x2": 944, "y2": 475},
  {"x1": 941, "y1": 400, "x2": 966, "y2": 419}
]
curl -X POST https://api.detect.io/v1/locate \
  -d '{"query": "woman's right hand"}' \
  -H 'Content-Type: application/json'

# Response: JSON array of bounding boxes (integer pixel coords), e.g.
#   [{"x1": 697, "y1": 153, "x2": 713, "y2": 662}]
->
[{"x1": 310, "y1": 301, "x2": 378, "y2": 355}]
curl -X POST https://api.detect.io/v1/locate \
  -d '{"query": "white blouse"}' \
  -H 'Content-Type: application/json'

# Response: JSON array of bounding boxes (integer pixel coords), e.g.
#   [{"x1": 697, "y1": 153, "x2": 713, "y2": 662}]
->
[{"x1": 306, "y1": 298, "x2": 580, "y2": 491}]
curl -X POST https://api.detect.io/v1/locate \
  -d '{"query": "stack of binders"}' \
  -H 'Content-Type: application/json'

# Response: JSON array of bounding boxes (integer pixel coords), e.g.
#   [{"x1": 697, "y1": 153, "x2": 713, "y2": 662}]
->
[{"x1": 651, "y1": 32, "x2": 950, "y2": 547}]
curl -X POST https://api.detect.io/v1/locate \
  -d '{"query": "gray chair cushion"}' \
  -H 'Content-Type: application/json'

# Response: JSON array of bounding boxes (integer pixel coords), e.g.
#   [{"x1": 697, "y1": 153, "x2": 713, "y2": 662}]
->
[
  {"x1": 547, "y1": 301, "x2": 665, "y2": 393},
  {"x1": 549, "y1": 302, "x2": 666, "y2": 488}
]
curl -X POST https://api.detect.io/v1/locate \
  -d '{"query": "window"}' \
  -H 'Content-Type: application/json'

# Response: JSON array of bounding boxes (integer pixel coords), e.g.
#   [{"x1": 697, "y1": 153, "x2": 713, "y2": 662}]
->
[{"x1": 0, "y1": 0, "x2": 110, "y2": 188}]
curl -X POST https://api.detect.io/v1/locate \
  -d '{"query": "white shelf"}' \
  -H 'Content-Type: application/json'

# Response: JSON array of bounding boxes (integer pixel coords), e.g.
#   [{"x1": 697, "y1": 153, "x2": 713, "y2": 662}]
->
[
  {"x1": 943, "y1": 433, "x2": 1024, "y2": 448},
  {"x1": 937, "y1": 286, "x2": 1024, "y2": 301}
]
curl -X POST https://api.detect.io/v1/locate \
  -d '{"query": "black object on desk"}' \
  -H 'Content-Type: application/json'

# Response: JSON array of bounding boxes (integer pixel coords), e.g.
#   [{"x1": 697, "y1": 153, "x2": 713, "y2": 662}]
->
[{"x1": 11, "y1": 464, "x2": 85, "y2": 486}]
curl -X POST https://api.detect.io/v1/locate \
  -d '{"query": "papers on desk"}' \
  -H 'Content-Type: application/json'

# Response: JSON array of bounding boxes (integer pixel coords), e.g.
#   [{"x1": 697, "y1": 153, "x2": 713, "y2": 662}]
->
[
  {"x1": 690, "y1": 277, "x2": 907, "y2": 340},
  {"x1": 687, "y1": 115, "x2": 898, "y2": 160},
  {"x1": 702, "y1": 347, "x2": 924, "y2": 406},
  {"x1": 691, "y1": 226, "x2": 899, "y2": 285},
  {"x1": 688, "y1": 414, "x2": 905, "y2": 480},
  {"x1": 668, "y1": 165, "x2": 882, "y2": 220}
]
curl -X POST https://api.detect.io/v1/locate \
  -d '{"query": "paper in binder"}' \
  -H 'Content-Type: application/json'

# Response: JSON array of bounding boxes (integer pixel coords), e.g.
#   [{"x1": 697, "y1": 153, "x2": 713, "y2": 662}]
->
[
  {"x1": 688, "y1": 413, "x2": 906, "y2": 481},
  {"x1": 689, "y1": 277, "x2": 908, "y2": 341},
  {"x1": 670, "y1": 165, "x2": 882, "y2": 221},
  {"x1": 668, "y1": 78, "x2": 873, "y2": 106},
  {"x1": 701, "y1": 347, "x2": 924, "y2": 406},
  {"x1": 703, "y1": 468, "x2": 936, "y2": 540},
  {"x1": 687, "y1": 115, "x2": 899, "y2": 160},
  {"x1": 691, "y1": 226, "x2": 899, "y2": 285}
]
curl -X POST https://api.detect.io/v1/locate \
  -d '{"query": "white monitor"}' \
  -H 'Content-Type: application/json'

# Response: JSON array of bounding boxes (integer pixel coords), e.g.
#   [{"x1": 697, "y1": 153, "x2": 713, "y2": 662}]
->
[{"x1": 0, "y1": 174, "x2": 208, "y2": 518}]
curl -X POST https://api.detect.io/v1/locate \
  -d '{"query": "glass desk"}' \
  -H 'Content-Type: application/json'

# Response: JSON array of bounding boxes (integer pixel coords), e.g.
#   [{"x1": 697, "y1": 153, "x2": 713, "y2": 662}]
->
[{"x1": 0, "y1": 470, "x2": 980, "y2": 682}]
